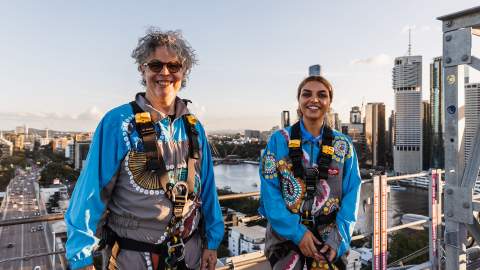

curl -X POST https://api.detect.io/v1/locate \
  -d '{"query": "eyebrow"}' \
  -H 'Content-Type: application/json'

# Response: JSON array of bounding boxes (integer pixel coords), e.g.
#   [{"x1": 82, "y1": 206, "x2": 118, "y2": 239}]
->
[{"x1": 302, "y1": 89, "x2": 328, "y2": 93}]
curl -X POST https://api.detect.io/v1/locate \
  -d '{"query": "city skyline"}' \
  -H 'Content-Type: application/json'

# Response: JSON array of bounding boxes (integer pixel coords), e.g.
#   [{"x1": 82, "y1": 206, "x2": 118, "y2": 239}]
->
[{"x1": 1, "y1": 1, "x2": 480, "y2": 132}]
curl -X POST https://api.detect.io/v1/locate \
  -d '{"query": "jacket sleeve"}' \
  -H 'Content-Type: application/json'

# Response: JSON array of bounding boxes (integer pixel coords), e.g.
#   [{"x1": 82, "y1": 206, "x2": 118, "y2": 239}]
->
[
  {"x1": 197, "y1": 123, "x2": 224, "y2": 250},
  {"x1": 259, "y1": 133, "x2": 307, "y2": 245},
  {"x1": 330, "y1": 139, "x2": 361, "y2": 257},
  {"x1": 65, "y1": 112, "x2": 128, "y2": 269}
]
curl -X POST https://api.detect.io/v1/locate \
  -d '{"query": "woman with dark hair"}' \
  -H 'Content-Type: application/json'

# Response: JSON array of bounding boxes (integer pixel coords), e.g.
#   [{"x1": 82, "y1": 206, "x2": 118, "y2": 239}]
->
[
  {"x1": 259, "y1": 75, "x2": 361, "y2": 270},
  {"x1": 65, "y1": 28, "x2": 223, "y2": 270}
]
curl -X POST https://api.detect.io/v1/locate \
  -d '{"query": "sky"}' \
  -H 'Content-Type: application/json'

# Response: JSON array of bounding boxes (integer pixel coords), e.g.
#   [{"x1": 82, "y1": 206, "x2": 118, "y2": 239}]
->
[{"x1": 1, "y1": 1, "x2": 479, "y2": 132}]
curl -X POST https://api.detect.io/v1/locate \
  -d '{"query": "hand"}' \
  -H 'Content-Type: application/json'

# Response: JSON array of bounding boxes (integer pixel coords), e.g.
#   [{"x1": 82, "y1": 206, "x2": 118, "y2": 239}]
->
[
  {"x1": 298, "y1": 230, "x2": 322, "y2": 261},
  {"x1": 78, "y1": 266, "x2": 95, "y2": 270},
  {"x1": 319, "y1": 244, "x2": 337, "y2": 262},
  {"x1": 200, "y1": 249, "x2": 217, "y2": 270}
]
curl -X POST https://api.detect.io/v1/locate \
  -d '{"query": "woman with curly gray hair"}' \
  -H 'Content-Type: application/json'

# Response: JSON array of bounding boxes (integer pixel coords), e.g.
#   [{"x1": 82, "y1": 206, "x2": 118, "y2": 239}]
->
[{"x1": 65, "y1": 28, "x2": 224, "y2": 270}]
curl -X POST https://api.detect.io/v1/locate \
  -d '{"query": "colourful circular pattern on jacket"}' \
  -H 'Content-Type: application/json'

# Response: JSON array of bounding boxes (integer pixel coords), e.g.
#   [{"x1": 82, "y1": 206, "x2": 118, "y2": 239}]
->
[
  {"x1": 262, "y1": 151, "x2": 277, "y2": 179},
  {"x1": 279, "y1": 168, "x2": 305, "y2": 213},
  {"x1": 332, "y1": 137, "x2": 349, "y2": 163}
]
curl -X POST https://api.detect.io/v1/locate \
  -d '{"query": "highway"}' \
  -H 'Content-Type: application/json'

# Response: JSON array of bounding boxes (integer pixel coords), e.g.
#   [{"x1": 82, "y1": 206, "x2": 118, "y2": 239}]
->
[{"x1": 0, "y1": 167, "x2": 62, "y2": 270}]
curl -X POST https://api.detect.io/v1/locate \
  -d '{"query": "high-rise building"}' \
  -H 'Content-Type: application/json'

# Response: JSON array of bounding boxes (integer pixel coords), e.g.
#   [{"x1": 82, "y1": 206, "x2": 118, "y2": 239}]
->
[
  {"x1": 365, "y1": 103, "x2": 386, "y2": 168},
  {"x1": 308, "y1": 64, "x2": 321, "y2": 76},
  {"x1": 422, "y1": 101, "x2": 432, "y2": 170},
  {"x1": 15, "y1": 125, "x2": 28, "y2": 135},
  {"x1": 281, "y1": 111, "x2": 290, "y2": 128},
  {"x1": 0, "y1": 135, "x2": 13, "y2": 159},
  {"x1": 392, "y1": 55, "x2": 423, "y2": 174},
  {"x1": 386, "y1": 110, "x2": 395, "y2": 169},
  {"x1": 465, "y1": 83, "x2": 480, "y2": 163},
  {"x1": 429, "y1": 57, "x2": 444, "y2": 169},
  {"x1": 327, "y1": 111, "x2": 341, "y2": 130},
  {"x1": 350, "y1": 106, "x2": 362, "y2": 124},
  {"x1": 341, "y1": 106, "x2": 366, "y2": 167},
  {"x1": 74, "y1": 140, "x2": 91, "y2": 171}
]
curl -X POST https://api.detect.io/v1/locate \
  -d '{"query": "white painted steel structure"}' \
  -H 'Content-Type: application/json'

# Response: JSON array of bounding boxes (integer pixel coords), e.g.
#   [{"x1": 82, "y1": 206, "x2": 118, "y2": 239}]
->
[{"x1": 438, "y1": 6, "x2": 480, "y2": 270}]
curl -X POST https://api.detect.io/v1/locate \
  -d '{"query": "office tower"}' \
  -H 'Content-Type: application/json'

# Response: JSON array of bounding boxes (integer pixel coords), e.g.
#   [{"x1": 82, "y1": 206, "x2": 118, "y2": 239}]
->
[
  {"x1": 281, "y1": 111, "x2": 290, "y2": 128},
  {"x1": 365, "y1": 103, "x2": 386, "y2": 168},
  {"x1": 392, "y1": 55, "x2": 423, "y2": 173},
  {"x1": 341, "y1": 106, "x2": 366, "y2": 167},
  {"x1": 422, "y1": 101, "x2": 432, "y2": 170},
  {"x1": 74, "y1": 140, "x2": 91, "y2": 171},
  {"x1": 350, "y1": 106, "x2": 362, "y2": 124},
  {"x1": 429, "y1": 57, "x2": 444, "y2": 169},
  {"x1": 465, "y1": 83, "x2": 480, "y2": 163},
  {"x1": 309, "y1": 64, "x2": 321, "y2": 76}
]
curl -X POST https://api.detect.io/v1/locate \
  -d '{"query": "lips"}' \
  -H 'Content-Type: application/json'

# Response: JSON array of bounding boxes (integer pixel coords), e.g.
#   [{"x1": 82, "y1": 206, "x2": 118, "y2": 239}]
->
[{"x1": 156, "y1": 80, "x2": 172, "y2": 87}]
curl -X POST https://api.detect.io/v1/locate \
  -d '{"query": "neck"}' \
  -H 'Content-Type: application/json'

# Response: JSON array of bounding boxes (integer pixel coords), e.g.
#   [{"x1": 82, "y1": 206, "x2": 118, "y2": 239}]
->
[
  {"x1": 145, "y1": 90, "x2": 176, "y2": 115},
  {"x1": 302, "y1": 116, "x2": 324, "y2": 137}
]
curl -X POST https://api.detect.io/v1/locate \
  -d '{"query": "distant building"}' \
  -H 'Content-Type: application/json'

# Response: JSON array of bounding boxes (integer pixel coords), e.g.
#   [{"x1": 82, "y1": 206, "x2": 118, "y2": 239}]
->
[
  {"x1": 0, "y1": 135, "x2": 13, "y2": 158},
  {"x1": 430, "y1": 57, "x2": 444, "y2": 169},
  {"x1": 244, "y1": 130, "x2": 260, "y2": 139},
  {"x1": 15, "y1": 134, "x2": 25, "y2": 150},
  {"x1": 281, "y1": 110, "x2": 290, "y2": 128},
  {"x1": 327, "y1": 111, "x2": 341, "y2": 130},
  {"x1": 15, "y1": 125, "x2": 28, "y2": 135},
  {"x1": 65, "y1": 141, "x2": 75, "y2": 160},
  {"x1": 228, "y1": 225, "x2": 265, "y2": 256},
  {"x1": 422, "y1": 101, "x2": 432, "y2": 170},
  {"x1": 308, "y1": 64, "x2": 321, "y2": 76},
  {"x1": 350, "y1": 106, "x2": 362, "y2": 124},
  {"x1": 465, "y1": 83, "x2": 480, "y2": 164},
  {"x1": 341, "y1": 106, "x2": 366, "y2": 167},
  {"x1": 393, "y1": 55, "x2": 423, "y2": 174},
  {"x1": 365, "y1": 103, "x2": 386, "y2": 168},
  {"x1": 74, "y1": 140, "x2": 91, "y2": 170},
  {"x1": 386, "y1": 110, "x2": 395, "y2": 168}
]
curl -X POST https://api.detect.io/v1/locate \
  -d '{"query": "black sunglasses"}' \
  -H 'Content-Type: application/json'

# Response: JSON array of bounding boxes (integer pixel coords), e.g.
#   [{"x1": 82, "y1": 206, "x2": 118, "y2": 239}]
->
[{"x1": 143, "y1": 60, "x2": 183, "y2": 73}]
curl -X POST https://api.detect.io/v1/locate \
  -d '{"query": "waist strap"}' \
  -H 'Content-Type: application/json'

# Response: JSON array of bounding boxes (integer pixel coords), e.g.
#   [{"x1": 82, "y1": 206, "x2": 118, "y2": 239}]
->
[{"x1": 101, "y1": 225, "x2": 196, "y2": 254}]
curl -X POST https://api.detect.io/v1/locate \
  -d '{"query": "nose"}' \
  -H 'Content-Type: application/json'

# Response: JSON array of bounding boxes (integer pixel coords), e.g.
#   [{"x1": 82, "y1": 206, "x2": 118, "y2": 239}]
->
[{"x1": 160, "y1": 64, "x2": 170, "y2": 75}]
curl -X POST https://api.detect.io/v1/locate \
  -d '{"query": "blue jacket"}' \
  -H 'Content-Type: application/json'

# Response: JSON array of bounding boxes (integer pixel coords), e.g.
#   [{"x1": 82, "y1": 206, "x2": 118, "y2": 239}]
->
[
  {"x1": 259, "y1": 121, "x2": 361, "y2": 257},
  {"x1": 65, "y1": 96, "x2": 224, "y2": 269}
]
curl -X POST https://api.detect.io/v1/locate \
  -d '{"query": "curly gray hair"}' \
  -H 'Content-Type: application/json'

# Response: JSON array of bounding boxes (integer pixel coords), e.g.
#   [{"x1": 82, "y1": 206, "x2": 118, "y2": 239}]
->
[{"x1": 131, "y1": 27, "x2": 197, "y2": 88}]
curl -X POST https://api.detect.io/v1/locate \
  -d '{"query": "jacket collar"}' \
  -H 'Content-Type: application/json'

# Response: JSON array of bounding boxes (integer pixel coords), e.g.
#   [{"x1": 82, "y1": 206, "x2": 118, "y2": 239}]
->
[{"x1": 134, "y1": 92, "x2": 190, "y2": 121}]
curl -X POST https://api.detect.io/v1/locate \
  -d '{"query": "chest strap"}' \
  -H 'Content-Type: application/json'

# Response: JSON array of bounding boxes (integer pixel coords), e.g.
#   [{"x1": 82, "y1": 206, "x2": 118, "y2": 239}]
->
[{"x1": 288, "y1": 122, "x2": 334, "y2": 200}]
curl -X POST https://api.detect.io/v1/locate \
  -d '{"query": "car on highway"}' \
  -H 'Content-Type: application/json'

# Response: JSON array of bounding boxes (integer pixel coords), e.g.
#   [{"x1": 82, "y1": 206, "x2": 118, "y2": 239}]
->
[
  {"x1": 37, "y1": 224, "x2": 44, "y2": 231},
  {"x1": 31, "y1": 227, "x2": 36, "y2": 232},
  {"x1": 33, "y1": 266, "x2": 41, "y2": 270},
  {"x1": 6, "y1": 242, "x2": 14, "y2": 248}
]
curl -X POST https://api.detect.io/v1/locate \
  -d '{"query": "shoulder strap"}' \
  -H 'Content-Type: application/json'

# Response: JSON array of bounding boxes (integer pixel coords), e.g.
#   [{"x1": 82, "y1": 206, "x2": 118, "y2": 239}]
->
[
  {"x1": 288, "y1": 122, "x2": 303, "y2": 178},
  {"x1": 129, "y1": 101, "x2": 166, "y2": 174},
  {"x1": 182, "y1": 114, "x2": 200, "y2": 160},
  {"x1": 317, "y1": 125, "x2": 334, "y2": 181}
]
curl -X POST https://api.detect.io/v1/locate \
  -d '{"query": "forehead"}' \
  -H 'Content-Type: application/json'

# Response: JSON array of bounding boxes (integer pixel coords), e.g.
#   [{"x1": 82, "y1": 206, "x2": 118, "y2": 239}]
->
[
  {"x1": 301, "y1": 81, "x2": 329, "y2": 92},
  {"x1": 147, "y1": 46, "x2": 179, "y2": 62}
]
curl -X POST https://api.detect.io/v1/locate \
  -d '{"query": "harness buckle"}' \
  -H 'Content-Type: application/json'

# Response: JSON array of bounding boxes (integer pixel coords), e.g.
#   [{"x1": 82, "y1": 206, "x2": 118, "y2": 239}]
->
[
  {"x1": 171, "y1": 182, "x2": 188, "y2": 218},
  {"x1": 167, "y1": 237, "x2": 185, "y2": 261},
  {"x1": 301, "y1": 212, "x2": 315, "y2": 227}
]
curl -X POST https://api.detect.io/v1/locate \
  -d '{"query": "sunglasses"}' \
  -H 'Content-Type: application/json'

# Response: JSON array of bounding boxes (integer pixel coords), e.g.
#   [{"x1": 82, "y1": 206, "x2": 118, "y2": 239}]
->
[{"x1": 143, "y1": 60, "x2": 183, "y2": 73}]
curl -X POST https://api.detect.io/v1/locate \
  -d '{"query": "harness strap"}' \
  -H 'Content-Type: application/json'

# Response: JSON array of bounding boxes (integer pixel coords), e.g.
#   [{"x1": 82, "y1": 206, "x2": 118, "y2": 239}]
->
[{"x1": 130, "y1": 101, "x2": 167, "y2": 175}]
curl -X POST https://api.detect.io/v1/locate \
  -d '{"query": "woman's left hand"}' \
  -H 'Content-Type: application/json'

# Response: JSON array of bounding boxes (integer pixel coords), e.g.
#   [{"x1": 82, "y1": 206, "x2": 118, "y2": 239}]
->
[
  {"x1": 319, "y1": 244, "x2": 337, "y2": 262},
  {"x1": 200, "y1": 249, "x2": 217, "y2": 270}
]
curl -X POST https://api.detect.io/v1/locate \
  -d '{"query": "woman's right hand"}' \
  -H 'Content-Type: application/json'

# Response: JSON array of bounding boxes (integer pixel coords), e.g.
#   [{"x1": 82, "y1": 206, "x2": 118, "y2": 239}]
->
[
  {"x1": 78, "y1": 265, "x2": 95, "y2": 270},
  {"x1": 298, "y1": 230, "x2": 322, "y2": 261}
]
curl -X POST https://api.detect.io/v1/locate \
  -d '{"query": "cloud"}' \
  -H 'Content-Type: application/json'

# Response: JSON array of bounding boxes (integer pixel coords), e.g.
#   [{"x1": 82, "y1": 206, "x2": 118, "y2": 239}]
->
[
  {"x1": 0, "y1": 107, "x2": 104, "y2": 122},
  {"x1": 75, "y1": 106, "x2": 103, "y2": 121},
  {"x1": 350, "y1": 53, "x2": 392, "y2": 66}
]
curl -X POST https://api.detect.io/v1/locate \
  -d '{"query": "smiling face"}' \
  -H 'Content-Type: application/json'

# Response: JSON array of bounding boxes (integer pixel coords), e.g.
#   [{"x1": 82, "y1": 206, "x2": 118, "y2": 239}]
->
[
  {"x1": 298, "y1": 81, "x2": 331, "y2": 122},
  {"x1": 141, "y1": 46, "x2": 185, "y2": 101}
]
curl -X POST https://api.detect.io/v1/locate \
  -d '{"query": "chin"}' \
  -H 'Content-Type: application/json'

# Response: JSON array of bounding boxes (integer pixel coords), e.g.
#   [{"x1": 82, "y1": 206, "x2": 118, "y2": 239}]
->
[{"x1": 303, "y1": 114, "x2": 324, "y2": 122}]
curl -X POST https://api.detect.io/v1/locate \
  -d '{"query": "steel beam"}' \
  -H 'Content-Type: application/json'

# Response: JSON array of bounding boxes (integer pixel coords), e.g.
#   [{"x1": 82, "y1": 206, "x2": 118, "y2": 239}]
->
[
  {"x1": 438, "y1": 6, "x2": 480, "y2": 32},
  {"x1": 461, "y1": 122, "x2": 480, "y2": 188}
]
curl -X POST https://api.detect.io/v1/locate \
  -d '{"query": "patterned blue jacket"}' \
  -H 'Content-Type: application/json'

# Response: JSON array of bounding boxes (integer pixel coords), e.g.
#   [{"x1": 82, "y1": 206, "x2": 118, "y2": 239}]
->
[
  {"x1": 259, "y1": 120, "x2": 361, "y2": 258},
  {"x1": 65, "y1": 95, "x2": 224, "y2": 269}
]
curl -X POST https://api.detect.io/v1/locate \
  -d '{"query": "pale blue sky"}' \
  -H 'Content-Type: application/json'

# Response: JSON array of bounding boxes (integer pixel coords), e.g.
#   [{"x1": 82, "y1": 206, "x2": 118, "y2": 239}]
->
[{"x1": 1, "y1": 1, "x2": 479, "y2": 132}]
